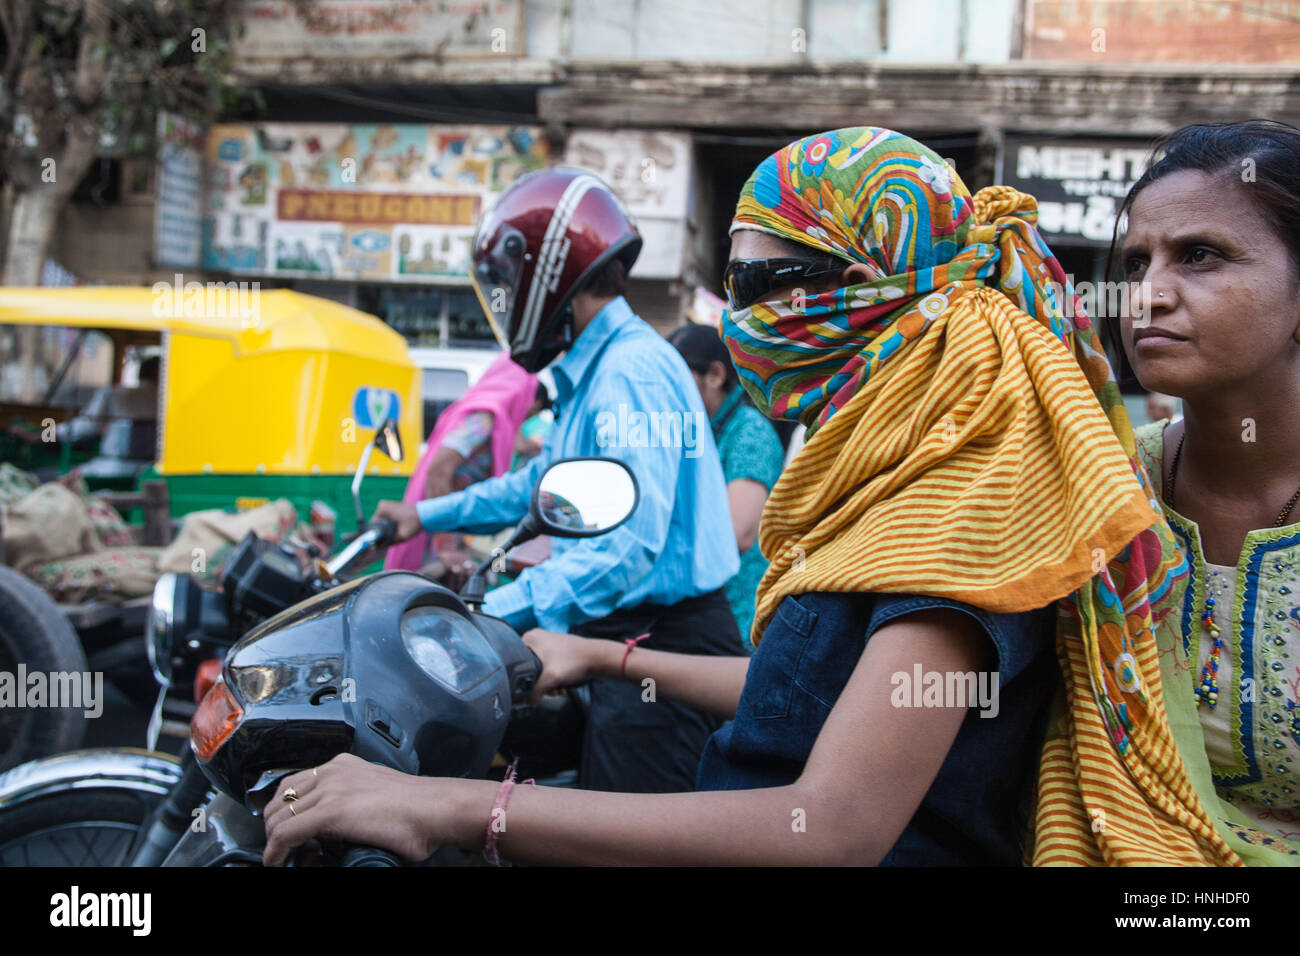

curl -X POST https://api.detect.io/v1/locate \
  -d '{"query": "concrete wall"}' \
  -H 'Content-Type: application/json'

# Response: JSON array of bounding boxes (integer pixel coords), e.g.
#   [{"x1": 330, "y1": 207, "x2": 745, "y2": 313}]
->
[
  {"x1": 547, "y1": 0, "x2": 1011, "y2": 64},
  {"x1": 234, "y1": 0, "x2": 1014, "y2": 80},
  {"x1": 556, "y1": 0, "x2": 1009, "y2": 64},
  {"x1": 625, "y1": 278, "x2": 689, "y2": 336},
  {"x1": 54, "y1": 165, "x2": 164, "y2": 285}
]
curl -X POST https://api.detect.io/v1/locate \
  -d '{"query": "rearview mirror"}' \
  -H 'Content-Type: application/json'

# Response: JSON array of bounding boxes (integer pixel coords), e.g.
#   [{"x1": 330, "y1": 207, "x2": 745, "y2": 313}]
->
[
  {"x1": 531, "y1": 458, "x2": 638, "y2": 538},
  {"x1": 458, "y1": 457, "x2": 640, "y2": 609},
  {"x1": 374, "y1": 417, "x2": 404, "y2": 463}
]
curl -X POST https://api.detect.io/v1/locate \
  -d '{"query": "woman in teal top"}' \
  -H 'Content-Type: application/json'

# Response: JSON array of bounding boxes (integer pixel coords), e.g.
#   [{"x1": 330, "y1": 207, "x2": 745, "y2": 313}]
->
[{"x1": 669, "y1": 323, "x2": 785, "y2": 651}]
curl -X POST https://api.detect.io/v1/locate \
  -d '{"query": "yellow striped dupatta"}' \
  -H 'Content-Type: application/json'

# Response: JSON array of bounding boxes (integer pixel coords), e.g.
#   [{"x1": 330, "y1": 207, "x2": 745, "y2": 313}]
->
[{"x1": 721, "y1": 127, "x2": 1241, "y2": 865}]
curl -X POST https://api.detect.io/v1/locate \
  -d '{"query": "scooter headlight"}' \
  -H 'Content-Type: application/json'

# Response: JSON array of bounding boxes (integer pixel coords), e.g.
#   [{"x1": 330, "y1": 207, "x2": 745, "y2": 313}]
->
[
  {"x1": 146, "y1": 572, "x2": 179, "y2": 687},
  {"x1": 146, "y1": 573, "x2": 229, "y2": 691},
  {"x1": 399, "y1": 606, "x2": 502, "y2": 696}
]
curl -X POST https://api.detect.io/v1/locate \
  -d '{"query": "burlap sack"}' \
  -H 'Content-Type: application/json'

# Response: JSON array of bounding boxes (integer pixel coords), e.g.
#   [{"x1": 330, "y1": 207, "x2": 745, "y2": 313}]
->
[
  {"x1": 157, "y1": 498, "x2": 299, "y2": 581},
  {"x1": 1, "y1": 483, "x2": 101, "y2": 573},
  {"x1": 27, "y1": 547, "x2": 162, "y2": 604}
]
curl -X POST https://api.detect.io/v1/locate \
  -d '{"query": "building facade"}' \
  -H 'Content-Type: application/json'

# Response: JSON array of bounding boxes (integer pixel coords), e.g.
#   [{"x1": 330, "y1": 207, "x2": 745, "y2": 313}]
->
[{"x1": 52, "y1": 0, "x2": 1300, "y2": 346}]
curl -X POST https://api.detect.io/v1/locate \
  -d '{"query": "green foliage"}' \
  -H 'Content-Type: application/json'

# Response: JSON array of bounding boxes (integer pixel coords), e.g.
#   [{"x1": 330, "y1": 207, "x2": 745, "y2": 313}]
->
[{"x1": 1, "y1": 0, "x2": 243, "y2": 172}]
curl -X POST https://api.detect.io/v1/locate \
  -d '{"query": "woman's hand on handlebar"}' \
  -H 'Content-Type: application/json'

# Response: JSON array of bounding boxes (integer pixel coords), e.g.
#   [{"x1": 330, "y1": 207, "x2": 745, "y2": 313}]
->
[
  {"x1": 521, "y1": 628, "x2": 617, "y2": 702},
  {"x1": 370, "y1": 500, "x2": 422, "y2": 542},
  {"x1": 263, "y1": 754, "x2": 452, "y2": 866}
]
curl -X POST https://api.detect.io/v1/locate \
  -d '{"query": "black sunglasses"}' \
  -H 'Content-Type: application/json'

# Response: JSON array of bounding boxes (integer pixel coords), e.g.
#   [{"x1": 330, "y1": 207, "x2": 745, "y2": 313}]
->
[{"x1": 722, "y1": 256, "x2": 850, "y2": 311}]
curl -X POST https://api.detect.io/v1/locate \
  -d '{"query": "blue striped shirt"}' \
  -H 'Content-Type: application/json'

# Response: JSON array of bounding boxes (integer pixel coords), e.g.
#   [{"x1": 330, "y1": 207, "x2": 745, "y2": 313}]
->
[{"x1": 416, "y1": 296, "x2": 740, "y2": 632}]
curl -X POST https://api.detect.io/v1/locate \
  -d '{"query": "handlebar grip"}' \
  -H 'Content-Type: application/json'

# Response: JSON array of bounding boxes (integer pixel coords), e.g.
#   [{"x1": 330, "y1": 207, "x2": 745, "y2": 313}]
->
[
  {"x1": 367, "y1": 517, "x2": 397, "y2": 546},
  {"x1": 340, "y1": 844, "x2": 400, "y2": 867}
]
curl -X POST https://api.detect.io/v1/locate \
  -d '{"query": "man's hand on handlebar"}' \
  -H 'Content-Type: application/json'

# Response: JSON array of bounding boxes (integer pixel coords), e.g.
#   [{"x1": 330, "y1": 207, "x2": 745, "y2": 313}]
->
[
  {"x1": 522, "y1": 628, "x2": 617, "y2": 703},
  {"x1": 371, "y1": 500, "x2": 423, "y2": 542}
]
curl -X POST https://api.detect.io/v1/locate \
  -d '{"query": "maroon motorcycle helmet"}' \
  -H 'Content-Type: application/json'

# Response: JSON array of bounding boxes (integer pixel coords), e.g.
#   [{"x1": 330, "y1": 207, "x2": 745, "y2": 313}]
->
[{"x1": 470, "y1": 167, "x2": 642, "y2": 373}]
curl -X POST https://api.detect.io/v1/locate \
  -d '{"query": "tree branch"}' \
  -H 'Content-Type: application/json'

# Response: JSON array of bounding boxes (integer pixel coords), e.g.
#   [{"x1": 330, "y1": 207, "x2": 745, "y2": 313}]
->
[
  {"x1": 0, "y1": 1, "x2": 33, "y2": 117},
  {"x1": 72, "y1": 0, "x2": 112, "y2": 108}
]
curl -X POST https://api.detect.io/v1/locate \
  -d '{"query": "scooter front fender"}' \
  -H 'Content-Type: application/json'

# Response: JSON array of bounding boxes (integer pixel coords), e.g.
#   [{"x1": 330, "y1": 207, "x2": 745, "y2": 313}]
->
[{"x1": 0, "y1": 748, "x2": 182, "y2": 809}]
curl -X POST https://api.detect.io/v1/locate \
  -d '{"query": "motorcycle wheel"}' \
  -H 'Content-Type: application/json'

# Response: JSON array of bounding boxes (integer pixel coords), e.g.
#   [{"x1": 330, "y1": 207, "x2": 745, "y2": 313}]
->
[
  {"x1": 0, "y1": 565, "x2": 89, "y2": 773},
  {"x1": 0, "y1": 787, "x2": 159, "y2": 866}
]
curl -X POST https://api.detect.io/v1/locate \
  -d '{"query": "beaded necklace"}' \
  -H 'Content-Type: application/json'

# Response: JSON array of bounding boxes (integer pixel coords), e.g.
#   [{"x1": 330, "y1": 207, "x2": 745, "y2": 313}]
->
[
  {"x1": 1195, "y1": 577, "x2": 1225, "y2": 708},
  {"x1": 1167, "y1": 432, "x2": 1300, "y2": 709}
]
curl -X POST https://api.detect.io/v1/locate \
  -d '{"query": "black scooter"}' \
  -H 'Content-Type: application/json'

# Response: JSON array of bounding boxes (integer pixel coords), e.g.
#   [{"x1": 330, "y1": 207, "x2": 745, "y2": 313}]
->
[{"x1": 0, "y1": 443, "x2": 637, "y2": 866}]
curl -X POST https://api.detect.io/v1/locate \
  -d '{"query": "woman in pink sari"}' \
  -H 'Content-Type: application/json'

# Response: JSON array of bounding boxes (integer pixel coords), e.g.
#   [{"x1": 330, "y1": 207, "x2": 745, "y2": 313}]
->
[{"x1": 385, "y1": 353, "x2": 542, "y2": 571}]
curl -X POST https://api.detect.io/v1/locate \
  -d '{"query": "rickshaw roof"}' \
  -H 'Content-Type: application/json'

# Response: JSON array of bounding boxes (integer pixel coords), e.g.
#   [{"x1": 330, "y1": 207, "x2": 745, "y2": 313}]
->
[{"x1": 0, "y1": 287, "x2": 413, "y2": 365}]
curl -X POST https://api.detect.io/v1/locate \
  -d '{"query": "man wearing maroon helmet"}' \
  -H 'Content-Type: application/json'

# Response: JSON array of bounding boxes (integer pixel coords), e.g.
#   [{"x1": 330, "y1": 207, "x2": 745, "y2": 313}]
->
[{"x1": 374, "y1": 168, "x2": 743, "y2": 794}]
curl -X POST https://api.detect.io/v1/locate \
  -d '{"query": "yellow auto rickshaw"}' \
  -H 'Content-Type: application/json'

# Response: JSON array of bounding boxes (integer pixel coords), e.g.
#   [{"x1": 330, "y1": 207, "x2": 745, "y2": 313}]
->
[{"x1": 0, "y1": 286, "x2": 420, "y2": 533}]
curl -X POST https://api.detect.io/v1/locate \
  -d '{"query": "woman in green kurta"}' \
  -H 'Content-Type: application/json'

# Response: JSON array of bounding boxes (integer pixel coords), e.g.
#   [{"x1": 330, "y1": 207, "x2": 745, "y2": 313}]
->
[
  {"x1": 1120, "y1": 120, "x2": 1300, "y2": 859},
  {"x1": 669, "y1": 323, "x2": 784, "y2": 651}
]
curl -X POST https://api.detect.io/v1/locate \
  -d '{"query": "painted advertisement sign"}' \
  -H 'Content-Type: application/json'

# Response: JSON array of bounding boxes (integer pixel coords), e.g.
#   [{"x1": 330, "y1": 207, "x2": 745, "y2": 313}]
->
[
  {"x1": 563, "y1": 129, "x2": 693, "y2": 280},
  {"x1": 234, "y1": 1, "x2": 526, "y2": 60},
  {"x1": 202, "y1": 122, "x2": 548, "y2": 281}
]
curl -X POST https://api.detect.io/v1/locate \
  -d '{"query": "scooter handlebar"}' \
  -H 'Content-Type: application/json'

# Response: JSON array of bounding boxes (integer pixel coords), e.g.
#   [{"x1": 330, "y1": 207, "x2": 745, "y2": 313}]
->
[
  {"x1": 324, "y1": 520, "x2": 393, "y2": 579},
  {"x1": 340, "y1": 844, "x2": 400, "y2": 867},
  {"x1": 368, "y1": 517, "x2": 397, "y2": 547}
]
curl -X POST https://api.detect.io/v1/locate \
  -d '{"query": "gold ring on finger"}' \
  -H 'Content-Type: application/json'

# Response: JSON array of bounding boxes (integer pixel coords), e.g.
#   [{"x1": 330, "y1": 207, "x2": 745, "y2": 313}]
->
[{"x1": 283, "y1": 787, "x2": 298, "y2": 802}]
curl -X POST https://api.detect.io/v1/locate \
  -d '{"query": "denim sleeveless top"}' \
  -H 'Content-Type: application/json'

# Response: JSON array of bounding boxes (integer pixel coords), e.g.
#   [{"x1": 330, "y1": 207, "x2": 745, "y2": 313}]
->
[{"x1": 695, "y1": 591, "x2": 1057, "y2": 865}]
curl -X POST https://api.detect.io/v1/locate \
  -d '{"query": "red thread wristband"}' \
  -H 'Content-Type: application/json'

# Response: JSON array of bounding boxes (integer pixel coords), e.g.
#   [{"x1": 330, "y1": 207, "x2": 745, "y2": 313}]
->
[
  {"x1": 621, "y1": 632, "x2": 651, "y2": 681},
  {"x1": 483, "y1": 759, "x2": 527, "y2": 866}
]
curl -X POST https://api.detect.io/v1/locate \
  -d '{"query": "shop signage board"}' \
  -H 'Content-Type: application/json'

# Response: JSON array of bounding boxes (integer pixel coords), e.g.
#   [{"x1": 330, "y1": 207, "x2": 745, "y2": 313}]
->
[
  {"x1": 155, "y1": 112, "x2": 205, "y2": 268},
  {"x1": 1001, "y1": 136, "x2": 1152, "y2": 246},
  {"x1": 202, "y1": 122, "x2": 549, "y2": 281}
]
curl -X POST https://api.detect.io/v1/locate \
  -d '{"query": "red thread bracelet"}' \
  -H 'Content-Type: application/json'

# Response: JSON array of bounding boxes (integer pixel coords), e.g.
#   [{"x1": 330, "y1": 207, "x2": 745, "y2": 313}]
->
[
  {"x1": 621, "y1": 632, "x2": 651, "y2": 681},
  {"x1": 483, "y1": 759, "x2": 533, "y2": 866}
]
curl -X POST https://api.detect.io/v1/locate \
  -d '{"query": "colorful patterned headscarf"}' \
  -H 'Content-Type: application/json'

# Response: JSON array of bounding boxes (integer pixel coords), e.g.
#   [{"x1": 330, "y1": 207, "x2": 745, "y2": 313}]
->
[{"x1": 722, "y1": 127, "x2": 1249, "y2": 866}]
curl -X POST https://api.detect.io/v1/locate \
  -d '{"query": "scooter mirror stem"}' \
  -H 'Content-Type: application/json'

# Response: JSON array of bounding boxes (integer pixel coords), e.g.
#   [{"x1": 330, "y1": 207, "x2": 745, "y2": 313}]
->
[
  {"x1": 459, "y1": 513, "x2": 541, "y2": 611},
  {"x1": 459, "y1": 571, "x2": 487, "y2": 611},
  {"x1": 351, "y1": 443, "x2": 375, "y2": 531}
]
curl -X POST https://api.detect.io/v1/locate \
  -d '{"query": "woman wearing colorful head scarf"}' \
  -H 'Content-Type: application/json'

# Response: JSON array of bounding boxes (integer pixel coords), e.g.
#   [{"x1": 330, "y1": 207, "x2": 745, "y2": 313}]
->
[
  {"x1": 263, "y1": 127, "x2": 1258, "y2": 866},
  {"x1": 1121, "y1": 121, "x2": 1300, "y2": 862},
  {"x1": 384, "y1": 352, "x2": 542, "y2": 572}
]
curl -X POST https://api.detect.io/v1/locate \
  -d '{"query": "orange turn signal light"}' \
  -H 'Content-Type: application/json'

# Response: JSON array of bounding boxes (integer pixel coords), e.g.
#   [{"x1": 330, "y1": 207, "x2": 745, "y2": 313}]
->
[
  {"x1": 194, "y1": 658, "x2": 223, "y2": 704},
  {"x1": 192, "y1": 677, "x2": 243, "y2": 763}
]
